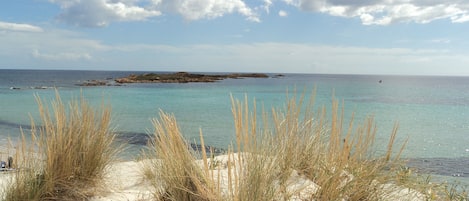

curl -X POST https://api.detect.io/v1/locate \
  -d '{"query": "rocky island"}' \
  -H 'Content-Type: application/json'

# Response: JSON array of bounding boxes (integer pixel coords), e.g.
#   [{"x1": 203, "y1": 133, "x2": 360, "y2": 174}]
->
[{"x1": 115, "y1": 72, "x2": 269, "y2": 84}]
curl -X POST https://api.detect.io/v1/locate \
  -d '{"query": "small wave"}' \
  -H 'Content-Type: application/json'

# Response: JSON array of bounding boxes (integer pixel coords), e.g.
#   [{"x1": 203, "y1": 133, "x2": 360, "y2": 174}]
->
[
  {"x1": 407, "y1": 157, "x2": 469, "y2": 177},
  {"x1": 9, "y1": 86, "x2": 54, "y2": 90},
  {"x1": 0, "y1": 120, "x2": 32, "y2": 130}
]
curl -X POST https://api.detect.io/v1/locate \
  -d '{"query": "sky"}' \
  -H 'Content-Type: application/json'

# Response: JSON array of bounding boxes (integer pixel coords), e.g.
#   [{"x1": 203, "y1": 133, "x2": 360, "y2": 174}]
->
[{"x1": 1, "y1": 0, "x2": 469, "y2": 75}]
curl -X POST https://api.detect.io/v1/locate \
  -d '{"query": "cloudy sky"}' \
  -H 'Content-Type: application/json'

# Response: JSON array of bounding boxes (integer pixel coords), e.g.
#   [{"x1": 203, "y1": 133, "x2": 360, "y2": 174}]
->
[{"x1": 1, "y1": 0, "x2": 469, "y2": 75}]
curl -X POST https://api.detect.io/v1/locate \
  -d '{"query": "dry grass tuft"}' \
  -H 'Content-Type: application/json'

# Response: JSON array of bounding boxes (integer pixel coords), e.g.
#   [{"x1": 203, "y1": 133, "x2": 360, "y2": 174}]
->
[
  {"x1": 144, "y1": 110, "x2": 222, "y2": 201},
  {"x1": 226, "y1": 90, "x2": 410, "y2": 200},
  {"x1": 3, "y1": 91, "x2": 119, "y2": 200}
]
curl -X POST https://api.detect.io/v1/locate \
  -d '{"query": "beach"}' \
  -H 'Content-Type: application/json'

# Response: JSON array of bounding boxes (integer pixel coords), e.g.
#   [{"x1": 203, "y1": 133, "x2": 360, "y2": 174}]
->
[
  {"x1": 0, "y1": 155, "x2": 424, "y2": 201},
  {"x1": 93, "y1": 156, "x2": 425, "y2": 201}
]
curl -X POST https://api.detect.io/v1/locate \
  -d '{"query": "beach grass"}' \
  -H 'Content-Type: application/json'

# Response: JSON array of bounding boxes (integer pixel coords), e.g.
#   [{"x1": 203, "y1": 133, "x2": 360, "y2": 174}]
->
[
  {"x1": 228, "y1": 91, "x2": 408, "y2": 200},
  {"x1": 143, "y1": 90, "x2": 419, "y2": 200},
  {"x1": 3, "y1": 92, "x2": 119, "y2": 200},
  {"x1": 143, "y1": 111, "x2": 222, "y2": 201}
]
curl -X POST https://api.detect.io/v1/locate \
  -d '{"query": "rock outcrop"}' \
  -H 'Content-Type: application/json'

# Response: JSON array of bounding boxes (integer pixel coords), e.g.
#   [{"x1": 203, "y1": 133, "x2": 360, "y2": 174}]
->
[
  {"x1": 77, "y1": 80, "x2": 108, "y2": 86},
  {"x1": 115, "y1": 72, "x2": 269, "y2": 84}
]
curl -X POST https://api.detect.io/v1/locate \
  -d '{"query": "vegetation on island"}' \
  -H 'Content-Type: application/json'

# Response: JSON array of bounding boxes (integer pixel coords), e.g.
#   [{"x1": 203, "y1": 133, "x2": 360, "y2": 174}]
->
[
  {"x1": 2, "y1": 90, "x2": 468, "y2": 200},
  {"x1": 115, "y1": 72, "x2": 270, "y2": 83}
]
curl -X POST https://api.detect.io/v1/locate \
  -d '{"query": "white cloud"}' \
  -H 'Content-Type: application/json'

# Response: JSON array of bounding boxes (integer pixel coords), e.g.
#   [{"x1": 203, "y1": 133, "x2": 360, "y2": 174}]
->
[
  {"x1": 93, "y1": 42, "x2": 469, "y2": 75},
  {"x1": 282, "y1": 0, "x2": 469, "y2": 25},
  {"x1": 261, "y1": 0, "x2": 273, "y2": 13},
  {"x1": 32, "y1": 49, "x2": 92, "y2": 61},
  {"x1": 1, "y1": 15, "x2": 466, "y2": 75},
  {"x1": 278, "y1": 10, "x2": 288, "y2": 17},
  {"x1": 35, "y1": 0, "x2": 469, "y2": 28},
  {"x1": 50, "y1": 0, "x2": 161, "y2": 27},
  {"x1": 163, "y1": 0, "x2": 260, "y2": 22},
  {"x1": 452, "y1": 14, "x2": 469, "y2": 23},
  {"x1": 429, "y1": 38, "x2": 451, "y2": 44},
  {"x1": 1, "y1": 27, "x2": 468, "y2": 74},
  {"x1": 0, "y1": 28, "x2": 107, "y2": 68},
  {"x1": 49, "y1": 0, "x2": 261, "y2": 27},
  {"x1": 0, "y1": 21, "x2": 43, "y2": 32}
]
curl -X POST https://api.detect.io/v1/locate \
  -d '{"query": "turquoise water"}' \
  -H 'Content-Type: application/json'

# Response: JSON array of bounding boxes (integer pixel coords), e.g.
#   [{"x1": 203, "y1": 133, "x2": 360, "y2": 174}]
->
[{"x1": 1, "y1": 70, "x2": 469, "y2": 183}]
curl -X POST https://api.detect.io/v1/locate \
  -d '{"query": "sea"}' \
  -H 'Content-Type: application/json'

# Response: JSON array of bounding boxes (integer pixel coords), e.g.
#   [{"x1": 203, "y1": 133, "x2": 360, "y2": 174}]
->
[{"x1": 1, "y1": 69, "x2": 469, "y2": 185}]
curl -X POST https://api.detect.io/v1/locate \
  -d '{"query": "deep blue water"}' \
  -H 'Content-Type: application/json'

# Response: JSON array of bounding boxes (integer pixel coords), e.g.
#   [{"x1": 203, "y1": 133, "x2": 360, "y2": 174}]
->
[{"x1": 1, "y1": 69, "x2": 469, "y2": 183}]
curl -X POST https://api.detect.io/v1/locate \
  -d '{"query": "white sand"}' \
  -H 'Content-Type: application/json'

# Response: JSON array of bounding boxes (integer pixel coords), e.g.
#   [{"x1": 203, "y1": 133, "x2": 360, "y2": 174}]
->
[
  {"x1": 91, "y1": 154, "x2": 425, "y2": 201},
  {"x1": 90, "y1": 160, "x2": 154, "y2": 201},
  {"x1": 0, "y1": 154, "x2": 425, "y2": 201}
]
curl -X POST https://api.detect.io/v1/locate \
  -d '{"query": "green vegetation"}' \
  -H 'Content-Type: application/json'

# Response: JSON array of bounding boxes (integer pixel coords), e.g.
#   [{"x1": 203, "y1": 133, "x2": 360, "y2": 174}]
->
[{"x1": 3, "y1": 92, "x2": 119, "y2": 200}]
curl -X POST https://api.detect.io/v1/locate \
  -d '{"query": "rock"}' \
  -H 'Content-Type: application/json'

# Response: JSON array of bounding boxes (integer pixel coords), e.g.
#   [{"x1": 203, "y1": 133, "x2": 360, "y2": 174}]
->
[
  {"x1": 274, "y1": 74, "x2": 285, "y2": 78},
  {"x1": 115, "y1": 72, "x2": 269, "y2": 84},
  {"x1": 282, "y1": 170, "x2": 320, "y2": 201},
  {"x1": 77, "y1": 80, "x2": 108, "y2": 86}
]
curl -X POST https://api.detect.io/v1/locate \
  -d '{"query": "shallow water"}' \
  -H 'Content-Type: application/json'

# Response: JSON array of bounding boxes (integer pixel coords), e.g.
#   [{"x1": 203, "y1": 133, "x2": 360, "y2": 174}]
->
[{"x1": 1, "y1": 70, "x2": 469, "y2": 184}]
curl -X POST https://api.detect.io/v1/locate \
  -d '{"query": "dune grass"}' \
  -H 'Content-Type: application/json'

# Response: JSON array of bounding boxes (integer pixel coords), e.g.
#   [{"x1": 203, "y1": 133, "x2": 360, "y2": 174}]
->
[
  {"x1": 228, "y1": 91, "x2": 409, "y2": 200},
  {"x1": 143, "y1": 111, "x2": 222, "y2": 201},
  {"x1": 3, "y1": 92, "x2": 119, "y2": 200},
  {"x1": 143, "y1": 90, "x2": 418, "y2": 200}
]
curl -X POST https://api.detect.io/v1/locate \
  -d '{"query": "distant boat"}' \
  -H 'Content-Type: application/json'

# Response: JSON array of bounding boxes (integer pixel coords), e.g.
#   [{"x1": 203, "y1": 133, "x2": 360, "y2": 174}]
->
[
  {"x1": 9, "y1": 87, "x2": 20, "y2": 90},
  {"x1": 378, "y1": 80, "x2": 382, "y2": 83}
]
